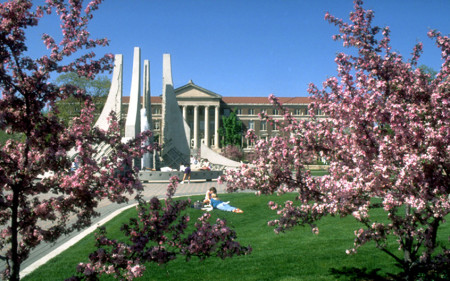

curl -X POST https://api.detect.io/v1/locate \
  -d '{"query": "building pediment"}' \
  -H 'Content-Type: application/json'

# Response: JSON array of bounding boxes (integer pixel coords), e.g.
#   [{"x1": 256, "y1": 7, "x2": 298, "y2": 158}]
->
[{"x1": 175, "y1": 80, "x2": 222, "y2": 101}]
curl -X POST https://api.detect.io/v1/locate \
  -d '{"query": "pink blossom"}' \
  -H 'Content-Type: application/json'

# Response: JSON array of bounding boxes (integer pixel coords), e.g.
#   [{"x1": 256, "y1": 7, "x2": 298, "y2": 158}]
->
[{"x1": 221, "y1": 1, "x2": 450, "y2": 279}]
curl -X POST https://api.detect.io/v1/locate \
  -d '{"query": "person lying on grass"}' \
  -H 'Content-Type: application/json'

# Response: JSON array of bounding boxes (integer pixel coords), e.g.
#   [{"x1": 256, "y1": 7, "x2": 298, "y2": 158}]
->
[{"x1": 204, "y1": 187, "x2": 244, "y2": 213}]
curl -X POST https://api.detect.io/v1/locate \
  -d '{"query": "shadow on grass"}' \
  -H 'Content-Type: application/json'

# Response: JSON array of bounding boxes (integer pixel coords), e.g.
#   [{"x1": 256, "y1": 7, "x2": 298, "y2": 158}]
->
[{"x1": 330, "y1": 267, "x2": 391, "y2": 281}]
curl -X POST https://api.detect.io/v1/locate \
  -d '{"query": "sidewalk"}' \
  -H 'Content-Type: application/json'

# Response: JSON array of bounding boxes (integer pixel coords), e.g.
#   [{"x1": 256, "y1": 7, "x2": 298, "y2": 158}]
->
[{"x1": 19, "y1": 180, "x2": 227, "y2": 278}]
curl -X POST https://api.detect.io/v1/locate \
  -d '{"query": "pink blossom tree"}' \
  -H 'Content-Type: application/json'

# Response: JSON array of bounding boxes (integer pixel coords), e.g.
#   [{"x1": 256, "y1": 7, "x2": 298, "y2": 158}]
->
[
  {"x1": 0, "y1": 1, "x2": 249, "y2": 280},
  {"x1": 221, "y1": 1, "x2": 449, "y2": 279},
  {"x1": 68, "y1": 176, "x2": 251, "y2": 281},
  {"x1": 221, "y1": 144, "x2": 243, "y2": 162},
  {"x1": 0, "y1": 1, "x2": 154, "y2": 280}
]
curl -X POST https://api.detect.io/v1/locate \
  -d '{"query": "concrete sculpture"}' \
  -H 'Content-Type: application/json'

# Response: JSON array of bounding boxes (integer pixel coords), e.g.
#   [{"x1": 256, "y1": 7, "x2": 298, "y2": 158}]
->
[
  {"x1": 124, "y1": 47, "x2": 141, "y2": 140},
  {"x1": 95, "y1": 54, "x2": 123, "y2": 130},
  {"x1": 124, "y1": 47, "x2": 142, "y2": 167},
  {"x1": 93, "y1": 49, "x2": 233, "y2": 176},
  {"x1": 83, "y1": 54, "x2": 123, "y2": 163},
  {"x1": 141, "y1": 59, "x2": 154, "y2": 169},
  {"x1": 200, "y1": 143, "x2": 241, "y2": 167},
  {"x1": 160, "y1": 53, "x2": 190, "y2": 168}
]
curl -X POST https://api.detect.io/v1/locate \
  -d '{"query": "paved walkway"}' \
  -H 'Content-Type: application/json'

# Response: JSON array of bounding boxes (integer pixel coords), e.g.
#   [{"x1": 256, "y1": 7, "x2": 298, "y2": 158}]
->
[{"x1": 19, "y1": 180, "x2": 228, "y2": 278}]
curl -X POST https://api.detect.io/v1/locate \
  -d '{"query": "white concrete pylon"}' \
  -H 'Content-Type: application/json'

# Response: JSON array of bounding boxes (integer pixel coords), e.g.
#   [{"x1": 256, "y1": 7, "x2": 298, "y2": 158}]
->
[
  {"x1": 141, "y1": 59, "x2": 153, "y2": 169},
  {"x1": 143, "y1": 60, "x2": 152, "y2": 128},
  {"x1": 161, "y1": 53, "x2": 190, "y2": 168},
  {"x1": 161, "y1": 53, "x2": 172, "y2": 143},
  {"x1": 95, "y1": 54, "x2": 123, "y2": 130},
  {"x1": 85, "y1": 54, "x2": 123, "y2": 163},
  {"x1": 162, "y1": 53, "x2": 173, "y2": 89},
  {"x1": 125, "y1": 47, "x2": 141, "y2": 139},
  {"x1": 140, "y1": 108, "x2": 151, "y2": 169}
]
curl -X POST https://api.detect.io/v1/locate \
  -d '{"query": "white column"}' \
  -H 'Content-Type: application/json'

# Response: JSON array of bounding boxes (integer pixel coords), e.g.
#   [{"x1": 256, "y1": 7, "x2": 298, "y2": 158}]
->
[
  {"x1": 194, "y1": 105, "x2": 199, "y2": 148},
  {"x1": 214, "y1": 105, "x2": 219, "y2": 148},
  {"x1": 95, "y1": 54, "x2": 122, "y2": 131},
  {"x1": 125, "y1": 47, "x2": 141, "y2": 139},
  {"x1": 124, "y1": 47, "x2": 141, "y2": 169},
  {"x1": 182, "y1": 105, "x2": 187, "y2": 120},
  {"x1": 204, "y1": 106, "x2": 210, "y2": 147}
]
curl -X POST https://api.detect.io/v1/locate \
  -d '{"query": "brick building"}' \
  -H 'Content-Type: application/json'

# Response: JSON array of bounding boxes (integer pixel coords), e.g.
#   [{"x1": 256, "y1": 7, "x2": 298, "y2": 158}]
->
[{"x1": 122, "y1": 80, "x2": 320, "y2": 149}]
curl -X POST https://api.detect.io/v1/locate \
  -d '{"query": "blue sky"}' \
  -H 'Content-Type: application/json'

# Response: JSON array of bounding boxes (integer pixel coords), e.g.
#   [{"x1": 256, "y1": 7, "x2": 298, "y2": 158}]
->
[{"x1": 26, "y1": 0, "x2": 450, "y2": 97}]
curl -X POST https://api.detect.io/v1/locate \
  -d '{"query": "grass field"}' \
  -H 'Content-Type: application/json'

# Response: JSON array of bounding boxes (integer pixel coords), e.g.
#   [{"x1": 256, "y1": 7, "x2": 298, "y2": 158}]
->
[
  {"x1": 23, "y1": 192, "x2": 448, "y2": 281},
  {"x1": 309, "y1": 170, "x2": 329, "y2": 177}
]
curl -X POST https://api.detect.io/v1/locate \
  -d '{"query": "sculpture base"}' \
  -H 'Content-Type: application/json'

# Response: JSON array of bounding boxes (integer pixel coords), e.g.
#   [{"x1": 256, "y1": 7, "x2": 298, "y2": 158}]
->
[{"x1": 138, "y1": 170, "x2": 223, "y2": 183}]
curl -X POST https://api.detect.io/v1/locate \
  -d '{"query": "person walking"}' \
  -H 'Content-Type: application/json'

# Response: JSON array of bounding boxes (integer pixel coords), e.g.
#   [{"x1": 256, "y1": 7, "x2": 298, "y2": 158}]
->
[{"x1": 181, "y1": 164, "x2": 191, "y2": 184}]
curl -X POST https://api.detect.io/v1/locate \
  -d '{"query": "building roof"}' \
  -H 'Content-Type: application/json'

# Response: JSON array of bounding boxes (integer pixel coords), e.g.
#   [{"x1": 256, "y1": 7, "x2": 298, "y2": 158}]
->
[
  {"x1": 121, "y1": 96, "x2": 312, "y2": 105},
  {"x1": 175, "y1": 80, "x2": 222, "y2": 99},
  {"x1": 121, "y1": 81, "x2": 312, "y2": 105},
  {"x1": 221, "y1": 96, "x2": 312, "y2": 104},
  {"x1": 151, "y1": 96, "x2": 162, "y2": 103},
  {"x1": 121, "y1": 96, "x2": 161, "y2": 104}
]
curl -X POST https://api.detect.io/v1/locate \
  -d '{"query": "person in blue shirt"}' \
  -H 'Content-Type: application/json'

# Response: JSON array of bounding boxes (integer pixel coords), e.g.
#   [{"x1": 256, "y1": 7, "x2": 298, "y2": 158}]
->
[{"x1": 204, "y1": 187, "x2": 243, "y2": 213}]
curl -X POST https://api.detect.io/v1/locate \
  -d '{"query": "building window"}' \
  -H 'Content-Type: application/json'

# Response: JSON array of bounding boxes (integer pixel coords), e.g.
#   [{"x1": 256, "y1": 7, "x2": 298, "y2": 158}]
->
[
  {"x1": 154, "y1": 121, "x2": 160, "y2": 130},
  {"x1": 294, "y1": 108, "x2": 301, "y2": 115},
  {"x1": 260, "y1": 120, "x2": 267, "y2": 131},
  {"x1": 235, "y1": 108, "x2": 242, "y2": 115},
  {"x1": 273, "y1": 109, "x2": 279, "y2": 115},
  {"x1": 248, "y1": 108, "x2": 255, "y2": 115},
  {"x1": 224, "y1": 108, "x2": 231, "y2": 116},
  {"x1": 248, "y1": 120, "x2": 255, "y2": 130},
  {"x1": 153, "y1": 107, "x2": 161, "y2": 115},
  {"x1": 272, "y1": 121, "x2": 278, "y2": 131}
]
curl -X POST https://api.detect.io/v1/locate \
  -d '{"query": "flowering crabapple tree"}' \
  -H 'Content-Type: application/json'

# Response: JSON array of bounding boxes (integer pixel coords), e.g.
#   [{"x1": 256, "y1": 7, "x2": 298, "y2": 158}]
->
[
  {"x1": 67, "y1": 176, "x2": 251, "y2": 281},
  {"x1": 0, "y1": 1, "x2": 155, "y2": 280},
  {"x1": 221, "y1": 1, "x2": 449, "y2": 280},
  {"x1": 221, "y1": 145, "x2": 243, "y2": 162}
]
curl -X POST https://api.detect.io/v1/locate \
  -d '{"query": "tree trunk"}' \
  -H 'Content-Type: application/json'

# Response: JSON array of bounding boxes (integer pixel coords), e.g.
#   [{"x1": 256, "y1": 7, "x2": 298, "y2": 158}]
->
[
  {"x1": 10, "y1": 189, "x2": 20, "y2": 281},
  {"x1": 403, "y1": 205, "x2": 413, "y2": 281}
]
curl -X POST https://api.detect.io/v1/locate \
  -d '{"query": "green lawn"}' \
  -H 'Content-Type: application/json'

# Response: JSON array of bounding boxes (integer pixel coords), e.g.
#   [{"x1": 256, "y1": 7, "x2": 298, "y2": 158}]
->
[
  {"x1": 309, "y1": 170, "x2": 329, "y2": 177},
  {"x1": 23, "y1": 193, "x2": 448, "y2": 281}
]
